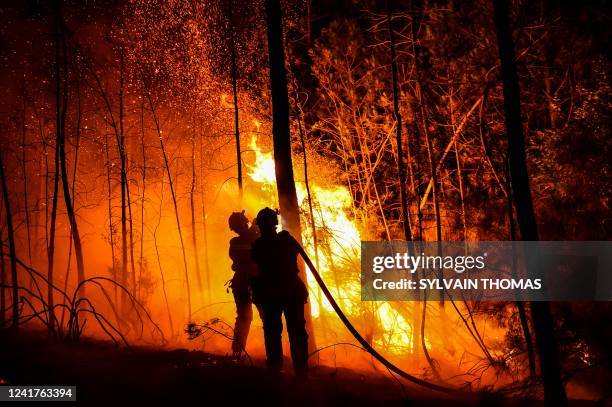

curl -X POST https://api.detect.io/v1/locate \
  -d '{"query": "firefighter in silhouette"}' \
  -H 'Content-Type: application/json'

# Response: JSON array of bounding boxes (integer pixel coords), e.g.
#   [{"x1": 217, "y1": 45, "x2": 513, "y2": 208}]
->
[
  {"x1": 251, "y1": 207, "x2": 309, "y2": 376},
  {"x1": 228, "y1": 211, "x2": 260, "y2": 357}
]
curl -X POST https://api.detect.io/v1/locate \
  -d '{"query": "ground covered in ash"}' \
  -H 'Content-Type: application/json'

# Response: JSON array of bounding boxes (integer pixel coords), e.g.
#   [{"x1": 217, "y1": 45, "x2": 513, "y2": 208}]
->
[{"x1": 0, "y1": 330, "x2": 596, "y2": 406}]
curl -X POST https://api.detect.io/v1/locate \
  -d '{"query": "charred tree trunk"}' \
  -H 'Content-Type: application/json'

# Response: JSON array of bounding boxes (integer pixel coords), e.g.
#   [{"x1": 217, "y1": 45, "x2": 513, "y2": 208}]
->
[
  {"x1": 411, "y1": 121, "x2": 424, "y2": 353},
  {"x1": 32, "y1": 118, "x2": 43, "y2": 272},
  {"x1": 287, "y1": 59, "x2": 320, "y2": 271},
  {"x1": 0, "y1": 228, "x2": 5, "y2": 327},
  {"x1": 420, "y1": 292, "x2": 441, "y2": 379},
  {"x1": 56, "y1": 12, "x2": 85, "y2": 299},
  {"x1": 228, "y1": 0, "x2": 243, "y2": 200},
  {"x1": 20, "y1": 87, "x2": 33, "y2": 268},
  {"x1": 118, "y1": 50, "x2": 137, "y2": 300},
  {"x1": 421, "y1": 105, "x2": 444, "y2": 306},
  {"x1": 199, "y1": 134, "x2": 212, "y2": 302},
  {"x1": 421, "y1": 103, "x2": 442, "y2": 242},
  {"x1": 492, "y1": 1, "x2": 567, "y2": 405},
  {"x1": 387, "y1": 0, "x2": 412, "y2": 242},
  {"x1": 119, "y1": 50, "x2": 137, "y2": 299},
  {"x1": 145, "y1": 91, "x2": 192, "y2": 321},
  {"x1": 296, "y1": 102, "x2": 319, "y2": 270},
  {"x1": 264, "y1": 0, "x2": 315, "y2": 347},
  {"x1": 153, "y1": 171, "x2": 174, "y2": 334},
  {"x1": 0, "y1": 151, "x2": 18, "y2": 328},
  {"x1": 60, "y1": 78, "x2": 82, "y2": 327},
  {"x1": 190, "y1": 129, "x2": 203, "y2": 298},
  {"x1": 127, "y1": 186, "x2": 137, "y2": 298},
  {"x1": 104, "y1": 130, "x2": 117, "y2": 305},
  {"x1": 89, "y1": 49, "x2": 127, "y2": 307},
  {"x1": 119, "y1": 52, "x2": 129, "y2": 308},
  {"x1": 47, "y1": 4, "x2": 64, "y2": 332},
  {"x1": 408, "y1": 0, "x2": 444, "y2": 367},
  {"x1": 505, "y1": 159, "x2": 537, "y2": 379},
  {"x1": 411, "y1": 6, "x2": 443, "y2": 306},
  {"x1": 412, "y1": 121, "x2": 424, "y2": 241},
  {"x1": 139, "y1": 97, "x2": 146, "y2": 301}
]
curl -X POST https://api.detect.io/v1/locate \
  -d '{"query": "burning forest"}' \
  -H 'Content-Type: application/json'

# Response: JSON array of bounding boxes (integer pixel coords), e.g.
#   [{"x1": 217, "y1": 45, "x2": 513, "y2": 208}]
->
[{"x1": 0, "y1": 0, "x2": 610, "y2": 405}]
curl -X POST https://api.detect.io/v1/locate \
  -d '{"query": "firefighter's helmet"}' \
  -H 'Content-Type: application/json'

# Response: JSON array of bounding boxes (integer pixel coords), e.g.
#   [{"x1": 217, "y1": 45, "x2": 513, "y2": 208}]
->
[
  {"x1": 255, "y1": 207, "x2": 279, "y2": 228},
  {"x1": 228, "y1": 211, "x2": 249, "y2": 232}
]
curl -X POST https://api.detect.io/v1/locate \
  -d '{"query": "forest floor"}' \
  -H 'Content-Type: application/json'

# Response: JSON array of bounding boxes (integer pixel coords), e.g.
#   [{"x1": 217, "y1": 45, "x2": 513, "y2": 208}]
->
[{"x1": 0, "y1": 329, "x2": 599, "y2": 406}]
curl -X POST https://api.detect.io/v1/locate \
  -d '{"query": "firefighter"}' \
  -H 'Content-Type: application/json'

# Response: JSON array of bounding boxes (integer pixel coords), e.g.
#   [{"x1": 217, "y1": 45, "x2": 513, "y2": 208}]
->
[
  {"x1": 251, "y1": 207, "x2": 309, "y2": 377},
  {"x1": 228, "y1": 211, "x2": 260, "y2": 357}
]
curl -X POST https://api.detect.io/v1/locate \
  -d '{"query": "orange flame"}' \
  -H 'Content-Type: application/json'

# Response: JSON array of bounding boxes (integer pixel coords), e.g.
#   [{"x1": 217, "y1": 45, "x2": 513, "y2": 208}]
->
[{"x1": 246, "y1": 136, "x2": 414, "y2": 352}]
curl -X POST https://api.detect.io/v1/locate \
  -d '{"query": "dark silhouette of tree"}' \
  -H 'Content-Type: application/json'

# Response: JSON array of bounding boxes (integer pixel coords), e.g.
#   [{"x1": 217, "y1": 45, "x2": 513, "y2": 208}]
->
[
  {"x1": 144, "y1": 89, "x2": 192, "y2": 321},
  {"x1": 492, "y1": 0, "x2": 567, "y2": 405},
  {"x1": 505, "y1": 158, "x2": 537, "y2": 379},
  {"x1": 19, "y1": 85, "x2": 33, "y2": 270},
  {"x1": 386, "y1": 0, "x2": 412, "y2": 242},
  {"x1": 55, "y1": 3, "x2": 86, "y2": 301},
  {"x1": 264, "y1": 0, "x2": 315, "y2": 347},
  {"x1": 227, "y1": 0, "x2": 243, "y2": 200},
  {"x1": 47, "y1": 2, "x2": 63, "y2": 333},
  {"x1": 119, "y1": 49, "x2": 133, "y2": 305},
  {"x1": 0, "y1": 150, "x2": 18, "y2": 328},
  {"x1": 0, "y1": 227, "x2": 5, "y2": 327},
  {"x1": 190, "y1": 126, "x2": 204, "y2": 298}
]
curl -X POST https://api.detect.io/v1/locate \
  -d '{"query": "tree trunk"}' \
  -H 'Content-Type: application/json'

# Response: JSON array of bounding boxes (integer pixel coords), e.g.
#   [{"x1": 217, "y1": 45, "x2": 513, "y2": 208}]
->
[
  {"x1": 287, "y1": 59, "x2": 320, "y2": 271},
  {"x1": 153, "y1": 171, "x2": 174, "y2": 334},
  {"x1": 56, "y1": 13, "x2": 85, "y2": 299},
  {"x1": 412, "y1": 120, "x2": 424, "y2": 241},
  {"x1": 421, "y1": 99, "x2": 442, "y2": 246},
  {"x1": 127, "y1": 186, "x2": 137, "y2": 298},
  {"x1": 60, "y1": 78, "x2": 82, "y2": 328},
  {"x1": 47, "y1": 3, "x2": 63, "y2": 332},
  {"x1": 411, "y1": 120, "x2": 423, "y2": 353},
  {"x1": 0, "y1": 150, "x2": 18, "y2": 328},
  {"x1": 88, "y1": 49, "x2": 127, "y2": 307},
  {"x1": 492, "y1": 1, "x2": 567, "y2": 405},
  {"x1": 408, "y1": 0, "x2": 445, "y2": 364},
  {"x1": 118, "y1": 49, "x2": 137, "y2": 300},
  {"x1": 121, "y1": 58, "x2": 137, "y2": 301},
  {"x1": 58, "y1": 71, "x2": 85, "y2": 295},
  {"x1": 506, "y1": 159, "x2": 537, "y2": 379},
  {"x1": 420, "y1": 293, "x2": 441, "y2": 379},
  {"x1": 387, "y1": 0, "x2": 412, "y2": 242},
  {"x1": 0, "y1": 228, "x2": 5, "y2": 327},
  {"x1": 421, "y1": 101, "x2": 444, "y2": 306},
  {"x1": 119, "y1": 50, "x2": 128, "y2": 308},
  {"x1": 20, "y1": 87, "x2": 33, "y2": 268},
  {"x1": 145, "y1": 91, "x2": 192, "y2": 321},
  {"x1": 190, "y1": 129, "x2": 203, "y2": 299},
  {"x1": 228, "y1": 0, "x2": 243, "y2": 200},
  {"x1": 199, "y1": 134, "x2": 212, "y2": 302},
  {"x1": 104, "y1": 130, "x2": 117, "y2": 305},
  {"x1": 139, "y1": 96, "x2": 146, "y2": 302},
  {"x1": 264, "y1": 0, "x2": 315, "y2": 348}
]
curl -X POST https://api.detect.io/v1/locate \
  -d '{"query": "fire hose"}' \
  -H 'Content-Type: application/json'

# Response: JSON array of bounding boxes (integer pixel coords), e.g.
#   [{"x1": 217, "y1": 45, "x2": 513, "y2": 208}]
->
[{"x1": 297, "y1": 246, "x2": 457, "y2": 394}]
